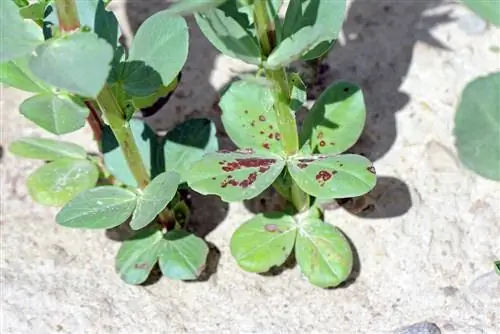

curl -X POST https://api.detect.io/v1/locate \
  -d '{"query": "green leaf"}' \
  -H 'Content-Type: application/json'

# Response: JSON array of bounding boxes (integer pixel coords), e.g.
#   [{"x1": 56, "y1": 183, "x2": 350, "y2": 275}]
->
[
  {"x1": 56, "y1": 186, "x2": 137, "y2": 229},
  {"x1": 114, "y1": 61, "x2": 163, "y2": 97},
  {"x1": 159, "y1": 230, "x2": 208, "y2": 280},
  {"x1": 27, "y1": 159, "x2": 99, "y2": 206},
  {"x1": 230, "y1": 212, "x2": 297, "y2": 272},
  {"x1": 128, "y1": 12, "x2": 188, "y2": 87},
  {"x1": 295, "y1": 218, "x2": 353, "y2": 288},
  {"x1": 20, "y1": 93, "x2": 88, "y2": 135},
  {"x1": 132, "y1": 75, "x2": 179, "y2": 109},
  {"x1": 116, "y1": 228, "x2": 163, "y2": 285},
  {"x1": 220, "y1": 80, "x2": 284, "y2": 154},
  {"x1": 0, "y1": 0, "x2": 44, "y2": 62},
  {"x1": 94, "y1": 0, "x2": 119, "y2": 47},
  {"x1": 165, "y1": 0, "x2": 228, "y2": 15},
  {"x1": 160, "y1": 118, "x2": 219, "y2": 182},
  {"x1": 19, "y1": 1, "x2": 47, "y2": 21},
  {"x1": 281, "y1": 0, "x2": 345, "y2": 62},
  {"x1": 462, "y1": 0, "x2": 500, "y2": 27},
  {"x1": 130, "y1": 172, "x2": 180, "y2": 230},
  {"x1": 287, "y1": 154, "x2": 376, "y2": 199},
  {"x1": 102, "y1": 119, "x2": 157, "y2": 187},
  {"x1": 9, "y1": 137, "x2": 87, "y2": 160},
  {"x1": 300, "y1": 82, "x2": 366, "y2": 154},
  {"x1": 195, "y1": 2, "x2": 261, "y2": 64},
  {"x1": 187, "y1": 149, "x2": 286, "y2": 201},
  {"x1": 289, "y1": 72, "x2": 306, "y2": 112},
  {"x1": 495, "y1": 260, "x2": 500, "y2": 276},
  {"x1": 454, "y1": 73, "x2": 500, "y2": 180},
  {"x1": 29, "y1": 32, "x2": 113, "y2": 98},
  {"x1": 0, "y1": 57, "x2": 50, "y2": 93}
]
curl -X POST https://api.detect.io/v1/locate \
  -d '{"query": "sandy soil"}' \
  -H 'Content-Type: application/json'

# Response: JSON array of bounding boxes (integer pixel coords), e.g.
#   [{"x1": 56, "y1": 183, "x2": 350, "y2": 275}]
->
[{"x1": 1, "y1": 0, "x2": 499, "y2": 333}]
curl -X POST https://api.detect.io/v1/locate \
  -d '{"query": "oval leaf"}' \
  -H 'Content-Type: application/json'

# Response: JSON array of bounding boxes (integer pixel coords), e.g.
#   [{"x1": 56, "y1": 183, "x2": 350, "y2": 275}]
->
[
  {"x1": 102, "y1": 119, "x2": 157, "y2": 187},
  {"x1": 56, "y1": 186, "x2": 137, "y2": 229},
  {"x1": 130, "y1": 172, "x2": 181, "y2": 230},
  {"x1": 27, "y1": 159, "x2": 99, "y2": 206},
  {"x1": 0, "y1": 57, "x2": 50, "y2": 93},
  {"x1": 230, "y1": 212, "x2": 297, "y2": 273},
  {"x1": 0, "y1": 0, "x2": 44, "y2": 62},
  {"x1": 9, "y1": 137, "x2": 87, "y2": 160},
  {"x1": 20, "y1": 93, "x2": 88, "y2": 135},
  {"x1": 116, "y1": 228, "x2": 163, "y2": 285},
  {"x1": 195, "y1": 2, "x2": 261, "y2": 64},
  {"x1": 159, "y1": 230, "x2": 208, "y2": 280},
  {"x1": 187, "y1": 149, "x2": 286, "y2": 201},
  {"x1": 220, "y1": 80, "x2": 283, "y2": 154},
  {"x1": 287, "y1": 154, "x2": 376, "y2": 199},
  {"x1": 128, "y1": 12, "x2": 188, "y2": 87},
  {"x1": 160, "y1": 118, "x2": 219, "y2": 181},
  {"x1": 300, "y1": 82, "x2": 366, "y2": 154},
  {"x1": 454, "y1": 72, "x2": 500, "y2": 180},
  {"x1": 295, "y1": 218, "x2": 353, "y2": 288},
  {"x1": 29, "y1": 32, "x2": 113, "y2": 98}
]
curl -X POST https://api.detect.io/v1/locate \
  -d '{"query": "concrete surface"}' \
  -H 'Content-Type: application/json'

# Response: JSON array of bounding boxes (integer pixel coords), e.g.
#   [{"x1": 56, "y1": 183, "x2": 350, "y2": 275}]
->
[{"x1": 1, "y1": 0, "x2": 499, "y2": 333}]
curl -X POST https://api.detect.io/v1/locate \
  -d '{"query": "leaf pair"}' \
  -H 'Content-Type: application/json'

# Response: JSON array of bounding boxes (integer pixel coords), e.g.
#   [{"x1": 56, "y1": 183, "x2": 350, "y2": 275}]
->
[
  {"x1": 231, "y1": 212, "x2": 353, "y2": 288},
  {"x1": 116, "y1": 228, "x2": 208, "y2": 284},
  {"x1": 102, "y1": 118, "x2": 219, "y2": 188},
  {"x1": 55, "y1": 171, "x2": 180, "y2": 230},
  {"x1": 9, "y1": 138, "x2": 99, "y2": 206}
]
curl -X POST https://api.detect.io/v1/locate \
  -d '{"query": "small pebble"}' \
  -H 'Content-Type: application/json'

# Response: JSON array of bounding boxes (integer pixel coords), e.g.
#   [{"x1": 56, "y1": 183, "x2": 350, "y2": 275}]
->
[{"x1": 394, "y1": 321, "x2": 441, "y2": 334}]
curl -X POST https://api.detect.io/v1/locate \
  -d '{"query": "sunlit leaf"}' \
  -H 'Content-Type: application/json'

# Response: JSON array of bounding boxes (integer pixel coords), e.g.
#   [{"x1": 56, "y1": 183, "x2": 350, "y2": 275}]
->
[
  {"x1": 160, "y1": 118, "x2": 219, "y2": 181},
  {"x1": 158, "y1": 230, "x2": 208, "y2": 280},
  {"x1": 454, "y1": 72, "x2": 500, "y2": 180},
  {"x1": 287, "y1": 154, "x2": 376, "y2": 199},
  {"x1": 29, "y1": 32, "x2": 113, "y2": 98},
  {"x1": 9, "y1": 137, "x2": 87, "y2": 160},
  {"x1": 20, "y1": 93, "x2": 88, "y2": 135},
  {"x1": 27, "y1": 159, "x2": 99, "y2": 206},
  {"x1": 56, "y1": 186, "x2": 137, "y2": 229},
  {"x1": 0, "y1": 57, "x2": 50, "y2": 93},
  {"x1": 165, "y1": 0, "x2": 228, "y2": 15},
  {"x1": 230, "y1": 212, "x2": 297, "y2": 272},
  {"x1": 19, "y1": 1, "x2": 47, "y2": 21},
  {"x1": 130, "y1": 172, "x2": 180, "y2": 230},
  {"x1": 300, "y1": 82, "x2": 366, "y2": 154},
  {"x1": 116, "y1": 228, "x2": 163, "y2": 285},
  {"x1": 0, "y1": 0, "x2": 44, "y2": 62},
  {"x1": 295, "y1": 218, "x2": 353, "y2": 288},
  {"x1": 187, "y1": 149, "x2": 286, "y2": 201}
]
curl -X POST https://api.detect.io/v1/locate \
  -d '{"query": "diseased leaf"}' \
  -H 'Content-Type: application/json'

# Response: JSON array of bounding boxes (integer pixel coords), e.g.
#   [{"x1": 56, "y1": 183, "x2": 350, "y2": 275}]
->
[
  {"x1": 165, "y1": 0, "x2": 228, "y2": 15},
  {"x1": 230, "y1": 212, "x2": 297, "y2": 272},
  {"x1": 116, "y1": 228, "x2": 163, "y2": 285},
  {"x1": 287, "y1": 154, "x2": 376, "y2": 199},
  {"x1": 130, "y1": 172, "x2": 180, "y2": 230},
  {"x1": 20, "y1": 93, "x2": 88, "y2": 135},
  {"x1": 128, "y1": 12, "x2": 188, "y2": 87},
  {"x1": 102, "y1": 119, "x2": 157, "y2": 187},
  {"x1": 219, "y1": 80, "x2": 283, "y2": 154},
  {"x1": 159, "y1": 230, "x2": 208, "y2": 280},
  {"x1": 462, "y1": 0, "x2": 500, "y2": 27},
  {"x1": 27, "y1": 159, "x2": 99, "y2": 206},
  {"x1": 300, "y1": 82, "x2": 366, "y2": 154},
  {"x1": 0, "y1": 57, "x2": 50, "y2": 93},
  {"x1": 0, "y1": 0, "x2": 44, "y2": 62},
  {"x1": 160, "y1": 118, "x2": 219, "y2": 181},
  {"x1": 195, "y1": 2, "x2": 261, "y2": 64},
  {"x1": 9, "y1": 137, "x2": 87, "y2": 160},
  {"x1": 187, "y1": 149, "x2": 286, "y2": 201},
  {"x1": 94, "y1": 0, "x2": 119, "y2": 47},
  {"x1": 454, "y1": 72, "x2": 500, "y2": 180},
  {"x1": 29, "y1": 32, "x2": 113, "y2": 98},
  {"x1": 56, "y1": 186, "x2": 137, "y2": 229},
  {"x1": 295, "y1": 218, "x2": 353, "y2": 288}
]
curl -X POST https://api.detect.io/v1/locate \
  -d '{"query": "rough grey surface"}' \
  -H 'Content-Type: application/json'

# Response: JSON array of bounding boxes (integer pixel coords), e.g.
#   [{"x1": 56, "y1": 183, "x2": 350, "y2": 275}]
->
[{"x1": 1, "y1": 0, "x2": 499, "y2": 333}]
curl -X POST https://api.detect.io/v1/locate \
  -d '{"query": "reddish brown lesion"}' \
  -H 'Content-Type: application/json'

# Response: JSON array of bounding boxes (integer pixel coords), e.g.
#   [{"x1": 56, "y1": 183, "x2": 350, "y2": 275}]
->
[
  {"x1": 218, "y1": 158, "x2": 276, "y2": 189},
  {"x1": 316, "y1": 170, "x2": 337, "y2": 187}
]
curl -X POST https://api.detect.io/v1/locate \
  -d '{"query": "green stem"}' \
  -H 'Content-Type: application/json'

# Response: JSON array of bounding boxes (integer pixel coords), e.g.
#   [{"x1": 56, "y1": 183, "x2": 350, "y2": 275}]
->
[
  {"x1": 96, "y1": 85, "x2": 150, "y2": 189},
  {"x1": 253, "y1": 0, "x2": 309, "y2": 212}
]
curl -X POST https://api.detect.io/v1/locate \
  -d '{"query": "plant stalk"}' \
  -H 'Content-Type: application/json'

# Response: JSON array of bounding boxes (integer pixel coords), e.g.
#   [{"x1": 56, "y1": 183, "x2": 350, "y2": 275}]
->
[
  {"x1": 253, "y1": 0, "x2": 309, "y2": 212},
  {"x1": 53, "y1": 0, "x2": 81, "y2": 32}
]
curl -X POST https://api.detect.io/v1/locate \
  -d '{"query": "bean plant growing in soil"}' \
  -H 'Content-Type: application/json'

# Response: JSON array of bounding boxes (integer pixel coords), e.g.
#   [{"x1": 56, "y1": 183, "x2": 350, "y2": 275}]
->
[{"x1": 1, "y1": 0, "x2": 378, "y2": 288}]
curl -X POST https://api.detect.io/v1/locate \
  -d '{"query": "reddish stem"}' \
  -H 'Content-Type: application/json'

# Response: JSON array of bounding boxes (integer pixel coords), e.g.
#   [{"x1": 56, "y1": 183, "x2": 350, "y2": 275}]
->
[{"x1": 84, "y1": 101, "x2": 103, "y2": 142}]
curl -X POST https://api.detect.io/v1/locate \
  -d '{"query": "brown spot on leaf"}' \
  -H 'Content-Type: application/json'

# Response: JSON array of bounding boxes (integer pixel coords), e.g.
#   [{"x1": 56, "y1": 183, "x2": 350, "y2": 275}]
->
[
  {"x1": 134, "y1": 263, "x2": 149, "y2": 269},
  {"x1": 330, "y1": 142, "x2": 335, "y2": 145},
  {"x1": 268, "y1": 133, "x2": 274, "y2": 139},
  {"x1": 259, "y1": 165, "x2": 270, "y2": 173},
  {"x1": 317, "y1": 131, "x2": 324, "y2": 139},
  {"x1": 275, "y1": 133, "x2": 281, "y2": 141},
  {"x1": 297, "y1": 163, "x2": 308, "y2": 169},
  {"x1": 259, "y1": 115, "x2": 266, "y2": 121},
  {"x1": 264, "y1": 224, "x2": 279, "y2": 232},
  {"x1": 263, "y1": 143, "x2": 270, "y2": 149},
  {"x1": 211, "y1": 177, "x2": 216, "y2": 180},
  {"x1": 367, "y1": 166, "x2": 376, "y2": 174},
  {"x1": 316, "y1": 170, "x2": 332, "y2": 186},
  {"x1": 319, "y1": 140, "x2": 326, "y2": 147},
  {"x1": 260, "y1": 131, "x2": 265, "y2": 135},
  {"x1": 251, "y1": 121, "x2": 255, "y2": 127},
  {"x1": 269, "y1": 125, "x2": 273, "y2": 130}
]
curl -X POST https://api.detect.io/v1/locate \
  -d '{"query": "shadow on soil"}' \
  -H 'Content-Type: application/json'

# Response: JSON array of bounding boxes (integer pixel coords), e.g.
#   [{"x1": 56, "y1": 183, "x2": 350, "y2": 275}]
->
[{"x1": 122, "y1": 0, "x2": 452, "y2": 285}]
